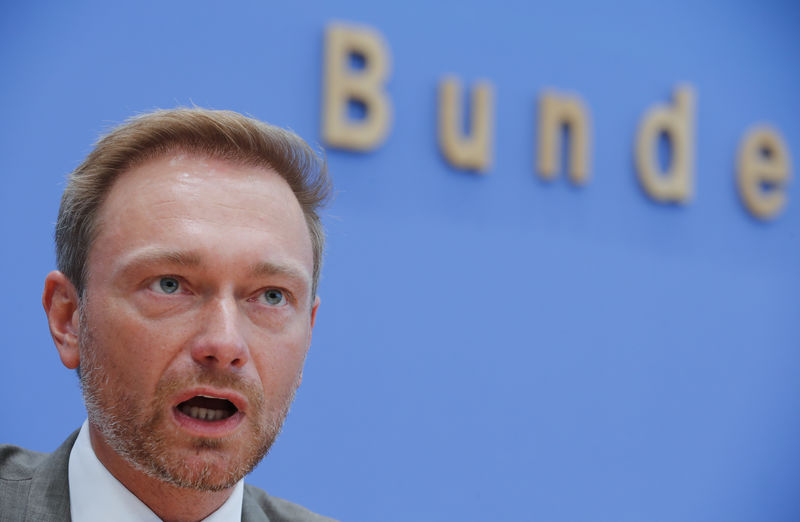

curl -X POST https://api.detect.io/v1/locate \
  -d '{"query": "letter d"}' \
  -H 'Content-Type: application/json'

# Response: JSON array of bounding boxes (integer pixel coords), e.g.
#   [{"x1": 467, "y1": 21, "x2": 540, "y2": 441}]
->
[{"x1": 635, "y1": 86, "x2": 695, "y2": 203}]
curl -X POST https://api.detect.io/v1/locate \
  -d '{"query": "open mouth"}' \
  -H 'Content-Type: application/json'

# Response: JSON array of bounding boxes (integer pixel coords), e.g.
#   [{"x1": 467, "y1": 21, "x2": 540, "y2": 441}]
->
[{"x1": 177, "y1": 395, "x2": 238, "y2": 422}]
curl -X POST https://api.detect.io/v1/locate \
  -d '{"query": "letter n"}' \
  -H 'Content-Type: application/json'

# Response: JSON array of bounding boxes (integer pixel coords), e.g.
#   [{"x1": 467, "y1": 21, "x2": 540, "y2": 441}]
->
[{"x1": 537, "y1": 91, "x2": 591, "y2": 185}]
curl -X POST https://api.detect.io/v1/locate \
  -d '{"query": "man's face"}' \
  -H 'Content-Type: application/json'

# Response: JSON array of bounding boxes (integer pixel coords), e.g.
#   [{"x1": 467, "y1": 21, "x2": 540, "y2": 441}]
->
[{"x1": 77, "y1": 153, "x2": 318, "y2": 491}]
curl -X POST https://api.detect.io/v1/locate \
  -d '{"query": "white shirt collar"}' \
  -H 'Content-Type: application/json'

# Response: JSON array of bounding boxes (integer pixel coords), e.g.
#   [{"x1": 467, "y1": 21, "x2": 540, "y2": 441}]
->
[{"x1": 68, "y1": 419, "x2": 244, "y2": 522}]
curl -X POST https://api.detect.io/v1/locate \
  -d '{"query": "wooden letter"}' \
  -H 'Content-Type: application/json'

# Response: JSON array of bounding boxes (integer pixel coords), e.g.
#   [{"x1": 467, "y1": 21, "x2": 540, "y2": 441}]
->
[
  {"x1": 322, "y1": 23, "x2": 392, "y2": 151},
  {"x1": 537, "y1": 91, "x2": 591, "y2": 185},
  {"x1": 737, "y1": 126, "x2": 791, "y2": 219},
  {"x1": 635, "y1": 86, "x2": 695, "y2": 203},
  {"x1": 438, "y1": 77, "x2": 494, "y2": 172}
]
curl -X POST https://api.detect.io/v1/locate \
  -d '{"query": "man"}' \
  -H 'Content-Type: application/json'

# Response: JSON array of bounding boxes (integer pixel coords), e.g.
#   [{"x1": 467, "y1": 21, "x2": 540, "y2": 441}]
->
[{"x1": 0, "y1": 109, "x2": 335, "y2": 521}]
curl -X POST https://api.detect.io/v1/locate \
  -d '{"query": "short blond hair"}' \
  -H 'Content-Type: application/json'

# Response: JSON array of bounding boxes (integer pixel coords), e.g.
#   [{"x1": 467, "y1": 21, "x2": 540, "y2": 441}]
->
[{"x1": 56, "y1": 108, "x2": 331, "y2": 300}]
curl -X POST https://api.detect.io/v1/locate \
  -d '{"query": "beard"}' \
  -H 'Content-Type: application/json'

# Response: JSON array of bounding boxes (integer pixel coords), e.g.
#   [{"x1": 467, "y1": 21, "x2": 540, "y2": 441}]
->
[{"x1": 78, "y1": 321, "x2": 299, "y2": 492}]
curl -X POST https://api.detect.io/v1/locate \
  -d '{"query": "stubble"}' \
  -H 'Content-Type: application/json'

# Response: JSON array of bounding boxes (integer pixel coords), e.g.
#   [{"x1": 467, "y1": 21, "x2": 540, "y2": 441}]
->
[{"x1": 77, "y1": 312, "x2": 298, "y2": 491}]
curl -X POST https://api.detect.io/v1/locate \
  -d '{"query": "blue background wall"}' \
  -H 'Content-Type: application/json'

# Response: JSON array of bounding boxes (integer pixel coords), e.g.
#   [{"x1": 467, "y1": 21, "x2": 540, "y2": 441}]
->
[{"x1": 1, "y1": 1, "x2": 798, "y2": 520}]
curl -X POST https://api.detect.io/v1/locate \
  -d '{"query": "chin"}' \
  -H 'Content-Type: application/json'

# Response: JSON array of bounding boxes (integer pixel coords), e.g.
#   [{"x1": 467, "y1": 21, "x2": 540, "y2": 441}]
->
[{"x1": 143, "y1": 438, "x2": 271, "y2": 492}]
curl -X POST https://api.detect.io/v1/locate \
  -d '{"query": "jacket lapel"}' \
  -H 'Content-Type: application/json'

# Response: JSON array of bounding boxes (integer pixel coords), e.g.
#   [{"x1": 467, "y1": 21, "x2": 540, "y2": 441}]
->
[
  {"x1": 24, "y1": 430, "x2": 78, "y2": 522},
  {"x1": 241, "y1": 483, "x2": 271, "y2": 521}
]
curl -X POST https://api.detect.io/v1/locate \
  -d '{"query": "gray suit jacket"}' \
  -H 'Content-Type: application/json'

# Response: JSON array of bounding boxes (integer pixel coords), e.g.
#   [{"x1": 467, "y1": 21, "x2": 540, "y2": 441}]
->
[{"x1": 0, "y1": 431, "x2": 335, "y2": 522}]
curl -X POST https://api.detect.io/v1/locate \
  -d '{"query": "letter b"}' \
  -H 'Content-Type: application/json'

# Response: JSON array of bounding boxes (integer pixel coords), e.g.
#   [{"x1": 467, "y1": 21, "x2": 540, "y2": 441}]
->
[{"x1": 322, "y1": 23, "x2": 392, "y2": 151}]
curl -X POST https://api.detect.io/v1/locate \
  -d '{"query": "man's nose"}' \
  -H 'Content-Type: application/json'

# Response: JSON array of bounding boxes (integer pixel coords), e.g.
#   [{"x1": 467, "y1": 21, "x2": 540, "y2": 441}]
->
[{"x1": 190, "y1": 297, "x2": 249, "y2": 369}]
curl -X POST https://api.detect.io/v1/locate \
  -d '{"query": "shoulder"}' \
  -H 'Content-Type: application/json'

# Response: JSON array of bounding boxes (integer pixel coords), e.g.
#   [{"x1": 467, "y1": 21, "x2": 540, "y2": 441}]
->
[
  {"x1": 243, "y1": 483, "x2": 338, "y2": 522},
  {"x1": 0, "y1": 443, "x2": 55, "y2": 521},
  {"x1": 1, "y1": 432, "x2": 75, "y2": 521},
  {"x1": 0, "y1": 443, "x2": 48, "y2": 481}
]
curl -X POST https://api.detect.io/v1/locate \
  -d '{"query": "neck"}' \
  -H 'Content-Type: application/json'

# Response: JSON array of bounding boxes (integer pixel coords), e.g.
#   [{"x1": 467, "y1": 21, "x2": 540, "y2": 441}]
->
[{"x1": 88, "y1": 423, "x2": 234, "y2": 522}]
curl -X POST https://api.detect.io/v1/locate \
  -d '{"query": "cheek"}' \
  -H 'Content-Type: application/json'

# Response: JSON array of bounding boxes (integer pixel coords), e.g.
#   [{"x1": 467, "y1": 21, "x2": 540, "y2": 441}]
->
[
  {"x1": 250, "y1": 325, "x2": 311, "y2": 394},
  {"x1": 84, "y1": 301, "x2": 183, "y2": 382}
]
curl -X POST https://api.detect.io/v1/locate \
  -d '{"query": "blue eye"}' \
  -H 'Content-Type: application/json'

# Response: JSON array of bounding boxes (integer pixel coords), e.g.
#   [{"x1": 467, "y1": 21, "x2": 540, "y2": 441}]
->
[
  {"x1": 158, "y1": 277, "x2": 180, "y2": 294},
  {"x1": 262, "y1": 289, "x2": 285, "y2": 306}
]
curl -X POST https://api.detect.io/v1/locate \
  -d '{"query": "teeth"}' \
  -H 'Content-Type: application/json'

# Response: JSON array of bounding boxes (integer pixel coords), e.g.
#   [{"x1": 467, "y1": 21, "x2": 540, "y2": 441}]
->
[{"x1": 184, "y1": 405, "x2": 228, "y2": 421}]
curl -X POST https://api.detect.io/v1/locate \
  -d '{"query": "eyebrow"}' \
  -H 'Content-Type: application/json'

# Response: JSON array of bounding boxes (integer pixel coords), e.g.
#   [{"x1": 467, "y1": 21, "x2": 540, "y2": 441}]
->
[
  {"x1": 249, "y1": 261, "x2": 311, "y2": 288},
  {"x1": 115, "y1": 248, "x2": 203, "y2": 277},
  {"x1": 114, "y1": 248, "x2": 310, "y2": 288}
]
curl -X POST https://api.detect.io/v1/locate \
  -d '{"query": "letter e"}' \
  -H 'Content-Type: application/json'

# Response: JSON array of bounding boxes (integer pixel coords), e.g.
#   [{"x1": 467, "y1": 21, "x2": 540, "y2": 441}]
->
[{"x1": 737, "y1": 126, "x2": 791, "y2": 220}]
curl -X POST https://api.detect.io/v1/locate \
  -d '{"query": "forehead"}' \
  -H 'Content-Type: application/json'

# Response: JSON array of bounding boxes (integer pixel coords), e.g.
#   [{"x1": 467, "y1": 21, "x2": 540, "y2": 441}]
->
[{"x1": 89, "y1": 152, "x2": 314, "y2": 282}]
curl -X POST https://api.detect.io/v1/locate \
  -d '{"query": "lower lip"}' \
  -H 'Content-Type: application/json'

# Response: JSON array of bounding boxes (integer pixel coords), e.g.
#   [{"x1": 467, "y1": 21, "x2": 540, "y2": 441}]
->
[{"x1": 172, "y1": 407, "x2": 245, "y2": 438}]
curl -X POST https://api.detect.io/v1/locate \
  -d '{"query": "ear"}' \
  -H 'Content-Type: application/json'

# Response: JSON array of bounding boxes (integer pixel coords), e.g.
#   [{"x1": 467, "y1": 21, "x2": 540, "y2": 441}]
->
[
  {"x1": 298, "y1": 295, "x2": 321, "y2": 388},
  {"x1": 310, "y1": 295, "x2": 320, "y2": 329},
  {"x1": 42, "y1": 271, "x2": 81, "y2": 370}
]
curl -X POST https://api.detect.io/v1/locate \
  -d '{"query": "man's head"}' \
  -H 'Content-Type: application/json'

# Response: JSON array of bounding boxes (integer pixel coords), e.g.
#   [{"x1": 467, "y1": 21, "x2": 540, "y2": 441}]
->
[
  {"x1": 55, "y1": 108, "x2": 330, "y2": 300},
  {"x1": 42, "y1": 109, "x2": 331, "y2": 493}
]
